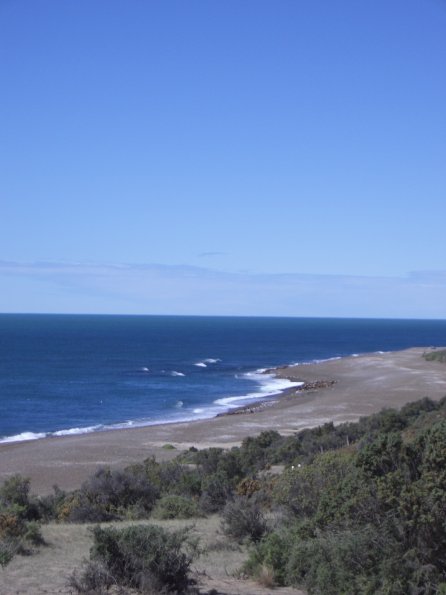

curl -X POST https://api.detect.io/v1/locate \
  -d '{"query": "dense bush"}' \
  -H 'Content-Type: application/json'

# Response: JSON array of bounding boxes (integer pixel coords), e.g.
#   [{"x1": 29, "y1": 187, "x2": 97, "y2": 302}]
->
[
  {"x1": 82, "y1": 467, "x2": 159, "y2": 512},
  {"x1": 0, "y1": 475, "x2": 41, "y2": 521},
  {"x1": 36, "y1": 485, "x2": 67, "y2": 521},
  {"x1": 152, "y1": 495, "x2": 203, "y2": 520},
  {"x1": 246, "y1": 414, "x2": 446, "y2": 593},
  {"x1": 0, "y1": 538, "x2": 17, "y2": 568},
  {"x1": 199, "y1": 471, "x2": 232, "y2": 513},
  {"x1": 0, "y1": 475, "x2": 44, "y2": 565},
  {"x1": 221, "y1": 495, "x2": 268, "y2": 543},
  {"x1": 67, "y1": 559, "x2": 115, "y2": 593},
  {"x1": 59, "y1": 466, "x2": 160, "y2": 522},
  {"x1": 87, "y1": 524, "x2": 197, "y2": 593},
  {"x1": 423, "y1": 349, "x2": 446, "y2": 363}
]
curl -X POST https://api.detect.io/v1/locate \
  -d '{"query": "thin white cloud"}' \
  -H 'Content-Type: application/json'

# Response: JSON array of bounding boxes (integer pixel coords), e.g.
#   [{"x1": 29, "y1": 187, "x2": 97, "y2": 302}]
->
[{"x1": 1, "y1": 260, "x2": 446, "y2": 318}]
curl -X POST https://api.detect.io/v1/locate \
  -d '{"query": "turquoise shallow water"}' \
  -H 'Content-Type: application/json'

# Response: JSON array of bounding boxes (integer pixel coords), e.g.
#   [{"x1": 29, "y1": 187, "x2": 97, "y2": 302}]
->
[{"x1": 1, "y1": 314, "x2": 446, "y2": 442}]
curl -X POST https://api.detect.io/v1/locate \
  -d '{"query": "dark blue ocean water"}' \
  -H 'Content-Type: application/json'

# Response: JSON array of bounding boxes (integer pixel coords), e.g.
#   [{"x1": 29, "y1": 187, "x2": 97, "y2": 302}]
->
[{"x1": 1, "y1": 314, "x2": 446, "y2": 443}]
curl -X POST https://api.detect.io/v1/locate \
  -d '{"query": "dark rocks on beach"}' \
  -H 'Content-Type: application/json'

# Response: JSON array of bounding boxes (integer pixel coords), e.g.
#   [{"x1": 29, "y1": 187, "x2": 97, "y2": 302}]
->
[
  {"x1": 216, "y1": 400, "x2": 277, "y2": 417},
  {"x1": 296, "y1": 379, "x2": 337, "y2": 391}
]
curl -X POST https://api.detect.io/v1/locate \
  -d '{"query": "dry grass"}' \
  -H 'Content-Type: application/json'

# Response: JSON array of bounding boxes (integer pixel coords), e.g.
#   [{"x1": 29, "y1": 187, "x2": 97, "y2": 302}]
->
[
  {"x1": 0, "y1": 517, "x2": 304, "y2": 594},
  {"x1": 0, "y1": 523, "x2": 92, "y2": 594},
  {"x1": 256, "y1": 564, "x2": 276, "y2": 589}
]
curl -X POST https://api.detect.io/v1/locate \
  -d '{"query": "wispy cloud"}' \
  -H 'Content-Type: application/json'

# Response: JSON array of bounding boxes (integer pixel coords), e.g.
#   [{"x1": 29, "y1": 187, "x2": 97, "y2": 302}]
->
[{"x1": 1, "y1": 260, "x2": 446, "y2": 318}]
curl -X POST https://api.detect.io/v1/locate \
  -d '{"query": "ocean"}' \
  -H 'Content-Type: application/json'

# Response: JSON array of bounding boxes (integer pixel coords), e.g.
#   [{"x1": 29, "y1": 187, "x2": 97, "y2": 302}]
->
[{"x1": 1, "y1": 314, "x2": 446, "y2": 443}]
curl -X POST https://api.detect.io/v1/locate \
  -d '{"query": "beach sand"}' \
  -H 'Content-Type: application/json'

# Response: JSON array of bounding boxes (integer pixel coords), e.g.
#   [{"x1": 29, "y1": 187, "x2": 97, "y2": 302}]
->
[{"x1": 1, "y1": 347, "x2": 445, "y2": 495}]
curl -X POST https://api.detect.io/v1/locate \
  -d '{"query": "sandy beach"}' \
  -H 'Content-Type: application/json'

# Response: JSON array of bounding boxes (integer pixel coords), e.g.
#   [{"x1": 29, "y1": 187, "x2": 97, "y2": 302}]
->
[{"x1": 1, "y1": 346, "x2": 445, "y2": 495}]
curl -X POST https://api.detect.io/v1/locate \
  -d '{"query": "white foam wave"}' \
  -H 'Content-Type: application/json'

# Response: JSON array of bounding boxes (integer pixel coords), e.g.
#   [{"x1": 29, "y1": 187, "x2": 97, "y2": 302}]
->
[
  {"x1": 204, "y1": 358, "x2": 221, "y2": 364},
  {"x1": 312, "y1": 356, "x2": 342, "y2": 364},
  {"x1": 171, "y1": 371, "x2": 185, "y2": 377},
  {"x1": 175, "y1": 400, "x2": 184, "y2": 408},
  {"x1": 194, "y1": 362, "x2": 207, "y2": 368},
  {"x1": 141, "y1": 367, "x2": 150, "y2": 372},
  {"x1": 0, "y1": 431, "x2": 47, "y2": 444},
  {"x1": 193, "y1": 408, "x2": 205, "y2": 413},
  {"x1": 53, "y1": 425, "x2": 103, "y2": 437},
  {"x1": 214, "y1": 372, "x2": 303, "y2": 408}
]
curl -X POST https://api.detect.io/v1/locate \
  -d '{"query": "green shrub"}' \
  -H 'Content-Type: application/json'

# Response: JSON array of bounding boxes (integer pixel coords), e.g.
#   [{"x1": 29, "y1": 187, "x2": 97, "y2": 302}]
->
[
  {"x1": 0, "y1": 537, "x2": 19, "y2": 567},
  {"x1": 245, "y1": 529, "x2": 295, "y2": 586},
  {"x1": 36, "y1": 485, "x2": 67, "y2": 521},
  {"x1": 63, "y1": 466, "x2": 160, "y2": 522},
  {"x1": 221, "y1": 495, "x2": 268, "y2": 543},
  {"x1": 192, "y1": 447, "x2": 225, "y2": 474},
  {"x1": 0, "y1": 476, "x2": 46, "y2": 566},
  {"x1": 284, "y1": 528, "x2": 373, "y2": 594},
  {"x1": 152, "y1": 495, "x2": 202, "y2": 520},
  {"x1": 423, "y1": 349, "x2": 446, "y2": 363},
  {"x1": 0, "y1": 510, "x2": 26, "y2": 539},
  {"x1": 0, "y1": 475, "x2": 40, "y2": 521},
  {"x1": 199, "y1": 471, "x2": 232, "y2": 513},
  {"x1": 133, "y1": 458, "x2": 202, "y2": 499},
  {"x1": 275, "y1": 451, "x2": 363, "y2": 525},
  {"x1": 23, "y1": 520, "x2": 45, "y2": 546},
  {"x1": 67, "y1": 559, "x2": 114, "y2": 593},
  {"x1": 81, "y1": 467, "x2": 159, "y2": 511},
  {"x1": 89, "y1": 524, "x2": 197, "y2": 593},
  {"x1": 64, "y1": 500, "x2": 118, "y2": 523},
  {"x1": 0, "y1": 475, "x2": 31, "y2": 509}
]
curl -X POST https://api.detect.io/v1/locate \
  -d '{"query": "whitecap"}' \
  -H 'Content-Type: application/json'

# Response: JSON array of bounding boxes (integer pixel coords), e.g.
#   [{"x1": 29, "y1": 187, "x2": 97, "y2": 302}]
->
[
  {"x1": 204, "y1": 358, "x2": 221, "y2": 364},
  {"x1": 175, "y1": 400, "x2": 184, "y2": 408},
  {"x1": 171, "y1": 371, "x2": 185, "y2": 377},
  {"x1": 194, "y1": 362, "x2": 207, "y2": 368},
  {"x1": 141, "y1": 367, "x2": 150, "y2": 372}
]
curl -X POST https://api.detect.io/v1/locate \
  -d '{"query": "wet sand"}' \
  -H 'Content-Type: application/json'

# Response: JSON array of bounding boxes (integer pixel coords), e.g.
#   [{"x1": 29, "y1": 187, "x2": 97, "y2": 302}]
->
[{"x1": 1, "y1": 347, "x2": 445, "y2": 495}]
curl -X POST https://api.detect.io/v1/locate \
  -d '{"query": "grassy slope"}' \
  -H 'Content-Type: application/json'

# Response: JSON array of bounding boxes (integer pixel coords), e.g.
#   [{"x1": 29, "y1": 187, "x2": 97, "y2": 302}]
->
[{"x1": 0, "y1": 517, "x2": 304, "y2": 594}]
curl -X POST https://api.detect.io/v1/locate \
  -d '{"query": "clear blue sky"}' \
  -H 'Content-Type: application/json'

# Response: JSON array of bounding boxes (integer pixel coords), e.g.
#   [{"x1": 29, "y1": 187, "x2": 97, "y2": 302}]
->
[{"x1": 1, "y1": 0, "x2": 445, "y2": 317}]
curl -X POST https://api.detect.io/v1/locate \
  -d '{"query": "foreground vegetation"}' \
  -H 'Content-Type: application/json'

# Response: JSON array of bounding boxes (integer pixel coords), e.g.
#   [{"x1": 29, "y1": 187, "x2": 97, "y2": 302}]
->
[
  {"x1": 2, "y1": 395, "x2": 446, "y2": 593},
  {"x1": 423, "y1": 349, "x2": 446, "y2": 363}
]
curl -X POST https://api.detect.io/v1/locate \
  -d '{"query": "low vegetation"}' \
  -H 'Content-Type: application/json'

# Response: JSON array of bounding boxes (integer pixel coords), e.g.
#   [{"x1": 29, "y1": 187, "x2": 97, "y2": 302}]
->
[
  {"x1": 423, "y1": 349, "x2": 446, "y2": 363},
  {"x1": 68, "y1": 524, "x2": 198, "y2": 593},
  {"x1": 0, "y1": 475, "x2": 44, "y2": 567},
  {"x1": 3, "y1": 395, "x2": 446, "y2": 593}
]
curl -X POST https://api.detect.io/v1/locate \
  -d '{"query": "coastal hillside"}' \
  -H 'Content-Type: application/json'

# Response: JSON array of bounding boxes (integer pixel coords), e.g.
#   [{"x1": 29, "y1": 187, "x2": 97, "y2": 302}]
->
[{"x1": 2, "y1": 395, "x2": 446, "y2": 593}]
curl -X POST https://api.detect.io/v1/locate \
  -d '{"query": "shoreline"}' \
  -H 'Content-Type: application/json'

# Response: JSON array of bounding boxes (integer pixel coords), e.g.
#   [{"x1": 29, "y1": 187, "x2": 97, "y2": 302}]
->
[
  {"x1": 0, "y1": 367, "x2": 301, "y2": 446},
  {"x1": 1, "y1": 346, "x2": 446, "y2": 494}
]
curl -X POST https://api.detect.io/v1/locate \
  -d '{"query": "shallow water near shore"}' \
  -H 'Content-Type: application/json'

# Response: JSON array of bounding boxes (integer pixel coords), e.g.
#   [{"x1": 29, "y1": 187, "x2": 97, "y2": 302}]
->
[{"x1": 1, "y1": 314, "x2": 446, "y2": 443}]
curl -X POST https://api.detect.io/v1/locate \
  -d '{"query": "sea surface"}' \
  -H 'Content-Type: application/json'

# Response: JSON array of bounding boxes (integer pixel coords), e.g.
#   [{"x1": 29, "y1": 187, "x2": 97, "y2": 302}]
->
[{"x1": 1, "y1": 314, "x2": 446, "y2": 443}]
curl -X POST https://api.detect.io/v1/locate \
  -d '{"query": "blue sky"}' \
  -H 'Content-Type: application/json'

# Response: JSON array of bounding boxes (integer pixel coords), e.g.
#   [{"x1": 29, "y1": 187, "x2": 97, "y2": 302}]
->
[{"x1": 1, "y1": 0, "x2": 445, "y2": 317}]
